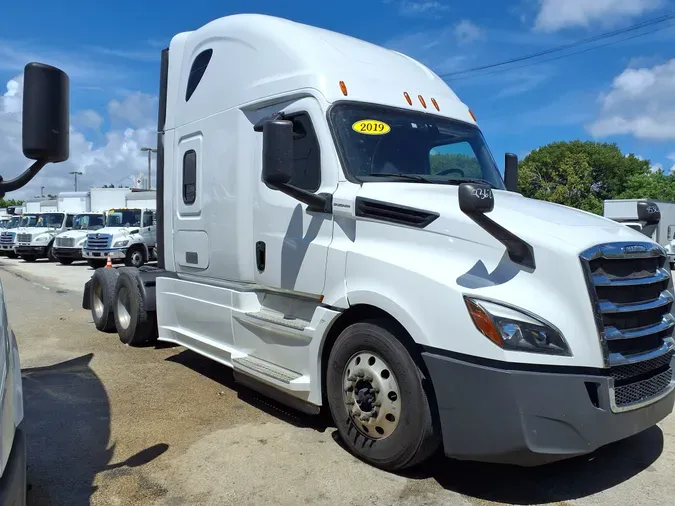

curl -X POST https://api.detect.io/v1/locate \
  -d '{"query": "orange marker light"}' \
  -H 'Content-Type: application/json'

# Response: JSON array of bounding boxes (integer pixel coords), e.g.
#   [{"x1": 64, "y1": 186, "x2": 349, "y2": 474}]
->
[
  {"x1": 339, "y1": 81, "x2": 348, "y2": 96},
  {"x1": 468, "y1": 109, "x2": 477, "y2": 122},
  {"x1": 431, "y1": 98, "x2": 440, "y2": 111},
  {"x1": 403, "y1": 92, "x2": 412, "y2": 105},
  {"x1": 465, "y1": 298, "x2": 502, "y2": 348},
  {"x1": 418, "y1": 95, "x2": 427, "y2": 108}
]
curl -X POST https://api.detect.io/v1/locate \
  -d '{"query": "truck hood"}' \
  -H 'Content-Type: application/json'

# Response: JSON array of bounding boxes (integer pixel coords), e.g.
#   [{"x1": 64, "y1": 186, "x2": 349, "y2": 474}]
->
[
  {"x1": 58, "y1": 230, "x2": 91, "y2": 240},
  {"x1": 356, "y1": 183, "x2": 652, "y2": 255},
  {"x1": 87, "y1": 227, "x2": 140, "y2": 237}
]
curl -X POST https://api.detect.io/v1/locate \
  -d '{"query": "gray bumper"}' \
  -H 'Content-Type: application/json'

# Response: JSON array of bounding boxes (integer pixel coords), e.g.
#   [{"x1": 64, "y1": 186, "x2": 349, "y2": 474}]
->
[
  {"x1": 422, "y1": 350, "x2": 675, "y2": 466},
  {"x1": 0, "y1": 426, "x2": 26, "y2": 506}
]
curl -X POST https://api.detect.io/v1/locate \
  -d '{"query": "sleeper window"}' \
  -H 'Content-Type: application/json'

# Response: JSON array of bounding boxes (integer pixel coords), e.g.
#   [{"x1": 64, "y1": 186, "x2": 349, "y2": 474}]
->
[
  {"x1": 185, "y1": 49, "x2": 213, "y2": 102},
  {"x1": 183, "y1": 150, "x2": 197, "y2": 205}
]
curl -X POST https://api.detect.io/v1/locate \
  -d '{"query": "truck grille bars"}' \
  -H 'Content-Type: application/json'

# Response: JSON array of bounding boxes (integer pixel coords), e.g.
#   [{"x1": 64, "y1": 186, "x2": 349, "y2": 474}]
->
[
  {"x1": 581, "y1": 242, "x2": 675, "y2": 412},
  {"x1": 86, "y1": 234, "x2": 112, "y2": 250},
  {"x1": 0, "y1": 232, "x2": 15, "y2": 245}
]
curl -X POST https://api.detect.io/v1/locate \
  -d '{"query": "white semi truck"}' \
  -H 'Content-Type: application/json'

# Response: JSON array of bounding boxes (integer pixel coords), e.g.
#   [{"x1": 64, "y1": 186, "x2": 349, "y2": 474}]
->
[
  {"x1": 32, "y1": 14, "x2": 675, "y2": 472},
  {"x1": 52, "y1": 212, "x2": 106, "y2": 265},
  {"x1": 14, "y1": 212, "x2": 77, "y2": 262},
  {"x1": 0, "y1": 216, "x2": 21, "y2": 258}
]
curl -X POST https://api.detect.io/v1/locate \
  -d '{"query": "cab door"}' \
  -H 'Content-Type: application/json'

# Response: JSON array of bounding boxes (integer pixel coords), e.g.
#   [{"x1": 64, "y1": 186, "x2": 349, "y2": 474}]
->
[{"x1": 252, "y1": 97, "x2": 336, "y2": 297}]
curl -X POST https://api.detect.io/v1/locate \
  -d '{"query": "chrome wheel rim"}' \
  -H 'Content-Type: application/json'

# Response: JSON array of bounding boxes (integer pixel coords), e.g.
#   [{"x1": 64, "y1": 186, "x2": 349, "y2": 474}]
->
[
  {"x1": 93, "y1": 283, "x2": 104, "y2": 319},
  {"x1": 131, "y1": 251, "x2": 142, "y2": 266},
  {"x1": 342, "y1": 351, "x2": 402, "y2": 440},
  {"x1": 116, "y1": 286, "x2": 131, "y2": 329}
]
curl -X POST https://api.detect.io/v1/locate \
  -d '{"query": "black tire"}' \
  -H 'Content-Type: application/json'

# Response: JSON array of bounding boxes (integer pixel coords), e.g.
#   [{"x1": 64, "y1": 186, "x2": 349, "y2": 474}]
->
[
  {"x1": 58, "y1": 258, "x2": 74, "y2": 265},
  {"x1": 21, "y1": 255, "x2": 36, "y2": 263},
  {"x1": 124, "y1": 247, "x2": 145, "y2": 268},
  {"x1": 6, "y1": 252, "x2": 16, "y2": 259},
  {"x1": 47, "y1": 242, "x2": 56, "y2": 262},
  {"x1": 326, "y1": 320, "x2": 440, "y2": 471},
  {"x1": 87, "y1": 259, "x2": 107, "y2": 269},
  {"x1": 89, "y1": 268, "x2": 120, "y2": 332},
  {"x1": 113, "y1": 269, "x2": 156, "y2": 346}
]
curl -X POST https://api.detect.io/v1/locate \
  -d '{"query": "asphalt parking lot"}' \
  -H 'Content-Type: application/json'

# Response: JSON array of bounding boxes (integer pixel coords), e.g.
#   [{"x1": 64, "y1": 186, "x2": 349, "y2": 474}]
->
[{"x1": 3, "y1": 255, "x2": 675, "y2": 506}]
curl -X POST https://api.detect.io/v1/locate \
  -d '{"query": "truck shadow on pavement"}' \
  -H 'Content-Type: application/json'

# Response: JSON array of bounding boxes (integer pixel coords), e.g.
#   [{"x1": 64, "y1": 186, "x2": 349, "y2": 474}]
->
[
  {"x1": 398, "y1": 424, "x2": 664, "y2": 504},
  {"x1": 21, "y1": 353, "x2": 169, "y2": 505}
]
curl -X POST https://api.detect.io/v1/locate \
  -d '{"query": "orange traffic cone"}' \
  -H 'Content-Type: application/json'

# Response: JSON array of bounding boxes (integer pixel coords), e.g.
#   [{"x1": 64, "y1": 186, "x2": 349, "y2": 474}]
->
[{"x1": 105, "y1": 253, "x2": 112, "y2": 268}]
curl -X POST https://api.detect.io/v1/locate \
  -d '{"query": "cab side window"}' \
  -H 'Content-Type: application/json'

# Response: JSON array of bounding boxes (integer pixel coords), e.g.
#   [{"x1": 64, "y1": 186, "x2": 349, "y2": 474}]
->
[
  {"x1": 66, "y1": 215, "x2": 74, "y2": 227},
  {"x1": 143, "y1": 211, "x2": 154, "y2": 228},
  {"x1": 288, "y1": 113, "x2": 321, "y2": 192}
]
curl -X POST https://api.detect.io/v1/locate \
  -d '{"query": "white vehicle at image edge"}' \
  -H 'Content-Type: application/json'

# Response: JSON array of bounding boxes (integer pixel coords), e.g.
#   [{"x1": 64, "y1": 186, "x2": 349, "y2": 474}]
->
[
  {"x1": 14, "y1": 212, "x2": 76, "y2": 263},
  {"x1": 82, "y1": 208, "x2": 157, "y2": 268},
  {"x1": 64, "y1": 13, "x2": 674, "y2": 472},
  {"x1": 52, "y1": 212, "x2": 106, "y2": 265},
  {"x1": 0, "y1": 61, "x2": 70, "y2": 504}
]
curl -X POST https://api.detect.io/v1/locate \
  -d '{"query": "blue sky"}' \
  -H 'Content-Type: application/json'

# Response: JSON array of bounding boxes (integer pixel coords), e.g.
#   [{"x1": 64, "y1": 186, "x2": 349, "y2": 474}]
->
[{"x1": 1, "y1": 0, "x2": 674, "y2": 197}]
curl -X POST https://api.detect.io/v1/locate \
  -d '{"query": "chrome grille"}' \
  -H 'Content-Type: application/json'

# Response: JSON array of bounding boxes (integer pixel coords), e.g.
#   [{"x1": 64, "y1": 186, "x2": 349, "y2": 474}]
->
[
  {"x1": 56, "y1": 237, "x2": 76, "y2": 248},
  {"x1": 581, "y1": 242, "x2": 675, "y2": 411},
  {"x1": 0, "y1": 232, "x2": 15, "y2": 245},
  {"x1": 17, "y1": 233, "x2": 32, "y2": 243},
  {"x1": 86, "y1": 233, "x2": 111, "y2": 250}
]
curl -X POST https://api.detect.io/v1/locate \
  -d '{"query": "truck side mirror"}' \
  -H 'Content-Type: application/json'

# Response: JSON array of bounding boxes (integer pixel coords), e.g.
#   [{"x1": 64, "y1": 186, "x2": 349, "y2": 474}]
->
[
  {"x1": 458, "y1": 183, "x2": 494, "y2": 215},
  {"x1": 504, "y1": 153, "x2": 518, "y2": 192},
  {"x1": 637, "y1": 200, "x2": 660, "y2": 238},
  {"x1": 22, "y1": 62, "x2": 70, "y2": 163},
  {"x1": 262, "y1": 120, "x2": 293, "y2": 187}
]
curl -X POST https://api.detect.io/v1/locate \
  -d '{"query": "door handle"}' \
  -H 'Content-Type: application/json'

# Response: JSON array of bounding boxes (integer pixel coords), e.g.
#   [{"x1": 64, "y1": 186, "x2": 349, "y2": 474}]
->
[{"x1": 255, "y1": 241, "x2": 266, "y2": 272}]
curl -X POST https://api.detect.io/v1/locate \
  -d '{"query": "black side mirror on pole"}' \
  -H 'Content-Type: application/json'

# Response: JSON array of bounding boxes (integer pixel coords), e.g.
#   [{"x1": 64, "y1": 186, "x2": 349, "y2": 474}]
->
[
  {"x1": 0, "y1": 62, "x2": 70, "y2": 198},
  {"x1": 504, "y1": 153, "x2": 519, "y2": 192}
]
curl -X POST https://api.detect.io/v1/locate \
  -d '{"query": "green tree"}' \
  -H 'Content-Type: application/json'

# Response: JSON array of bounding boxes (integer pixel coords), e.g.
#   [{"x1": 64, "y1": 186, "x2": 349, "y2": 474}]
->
[{"x1": 518, "y1": 140, "x2": 654, "y2": 214}]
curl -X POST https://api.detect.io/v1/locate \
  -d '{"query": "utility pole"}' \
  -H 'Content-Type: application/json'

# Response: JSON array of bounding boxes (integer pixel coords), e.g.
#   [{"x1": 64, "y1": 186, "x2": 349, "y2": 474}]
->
[
  {"x1": 40, "y1": 186, "x2": 45, "y2": 197},
  {"x1": 140, "y1": 147, "x2": 157, "y2": 190},
  {"x1": 69, "y1": 171, "x2": 83, "y2": 192}
]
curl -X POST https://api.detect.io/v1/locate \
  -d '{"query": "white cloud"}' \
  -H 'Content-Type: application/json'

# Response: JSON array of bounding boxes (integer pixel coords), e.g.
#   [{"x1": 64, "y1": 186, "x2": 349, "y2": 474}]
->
[
  {"x1": 108, "y1": 92, "x2": 158, "y2": 128},
  {"x1": 74, "y1": 110, "x2": 103, "y2": 131},
  {"x1": 651, "y1": 162, "x2": 664, "y2": 173},
  {"x1": 0, "y1": 75, "x2": 157, "y2": 199},
  {"x1": 534, "y1": 0, "x2": 664, "y2": 32},
  {"x1": 587, "y1": 58, "x2": 675, "y2": 140},
  {"x1": 453, "y1": 20, "x2": 485, "y2": 45},
  {"x1": 384, "y1": 0, "x2": 450, "y2": 18}
]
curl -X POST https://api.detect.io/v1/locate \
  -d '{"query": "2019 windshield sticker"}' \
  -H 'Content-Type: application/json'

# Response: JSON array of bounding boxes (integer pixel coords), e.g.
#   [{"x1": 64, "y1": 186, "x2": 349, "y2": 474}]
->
[{"x1": 352, "y1": 119, "x2": 391, "y2": 135}]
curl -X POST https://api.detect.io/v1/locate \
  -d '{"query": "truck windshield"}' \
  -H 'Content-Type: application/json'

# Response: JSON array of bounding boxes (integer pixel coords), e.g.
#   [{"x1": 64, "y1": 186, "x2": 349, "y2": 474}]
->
[
  {"x1": 36, "y1": 213, "x2": 65, "y2": 228},
  {"x1": 73, "y1": 214, "x2": 105, "y2": 230},
  {"x1": 329, "y1": 103, "x2": 505, "y2": 189},
  {"x1": 20, "y1": 215, "x2": 39, "y2": 227},
  {"x1": 107, "y1": 209, "x2": 141, "y2": 227}
]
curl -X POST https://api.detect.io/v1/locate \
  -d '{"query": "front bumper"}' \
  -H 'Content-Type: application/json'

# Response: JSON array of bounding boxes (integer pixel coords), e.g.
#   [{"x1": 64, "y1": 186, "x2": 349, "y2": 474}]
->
[
  {"x1": 0, "y1": 246, "x2": 15, "y2": 252},
  {"x1": 0, "y1": 425, "x2": 26, "y2": 506},
  {"x1": 53, "y1": 247, "x2": 83, "y2": 259},
  {"x1": 422, "y1": 349, "x2": 675, "y2": 466},
  {"x1": 82, "y1": 248, "x2": 125, "y2": 260},
  {"x1": 15, "y1": 245, "x2": 47, "y2": 257}
]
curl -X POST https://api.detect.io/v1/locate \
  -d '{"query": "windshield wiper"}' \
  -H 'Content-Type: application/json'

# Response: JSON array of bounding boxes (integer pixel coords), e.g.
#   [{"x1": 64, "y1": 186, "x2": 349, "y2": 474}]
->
[
  {"x1": 365, "y1": 173, "x2": 434, "y2": 183},
  {"x1": 441, "y1": 178, "x2": 497, "y2": 189}
]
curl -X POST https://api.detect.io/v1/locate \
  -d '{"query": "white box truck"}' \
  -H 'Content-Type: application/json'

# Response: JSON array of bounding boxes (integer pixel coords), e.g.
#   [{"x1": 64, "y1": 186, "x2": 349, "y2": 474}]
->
[
  {"x1": 57, "y1": 191, "x2": 90, "y2": 214},
  {"x1": 14, "y1": 212, "x2": 76, "y2": 262},
  {"x1": 30, "y1": 14, "x2": 675, "y2": 472},
  {"x1": 604, "y1": 199, "x2": 675, "y2": 267},
  {"x1": 52, "y1": 212, "x2": 106, "y2": 265},
  {"x1": 81, "y1": 191, "x2": 157, "y2": 269},
  {"x1": 89, "y1": 187, "x2": 131, "y2": 212}
]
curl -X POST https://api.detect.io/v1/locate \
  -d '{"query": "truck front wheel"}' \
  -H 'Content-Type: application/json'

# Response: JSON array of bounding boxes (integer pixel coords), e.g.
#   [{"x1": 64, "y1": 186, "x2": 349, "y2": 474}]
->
[
  {"x1": 326, "y1": 321, "x2": 440, "y2": 471},
  {"x1": 21, "y1": 255, "x2": 36, "y2": 263},
  {"x1": 87, "y1": 259, "x2": 107, "y2": 269},
  {"x1": 125, "y1": 247, "x2": 145, "y2": 268}
]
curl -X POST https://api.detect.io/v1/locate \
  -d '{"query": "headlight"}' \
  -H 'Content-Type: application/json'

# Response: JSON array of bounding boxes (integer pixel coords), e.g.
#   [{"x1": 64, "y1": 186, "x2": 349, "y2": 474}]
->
[
  {"x1": 464, "y1": 297, "x2": 571, "y2": 356},
  {"x1": 34, "y1": 235, "x2": 49, "y2": 243},
  {"x1": 78, "y1": 239, "x2": 86, "y2": 246},
  {"x1": 113, "y1": 240, "x2": 129, "y2": 247}
]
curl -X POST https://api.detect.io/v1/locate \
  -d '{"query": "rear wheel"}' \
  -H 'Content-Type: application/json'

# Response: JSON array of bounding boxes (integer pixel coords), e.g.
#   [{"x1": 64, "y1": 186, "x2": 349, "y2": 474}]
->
[
  {"x1": 114, "y1": 269, "x2": 156, "y2": 346},
  {"x1": 326, "y1": 321, "x2": 440, "y2": 471},
  {"x1": 90, "y1": 268, "x2": 120, "y2": 332},
  {"x1": 87, "y1": 259, "x2": 107, "y2": 269},
  {"x1": 21, "y1": 255, "x2": 36, "y2": 263},
  {"x1": 124, "y1": 247, "x2": 145, "y2": 268}
]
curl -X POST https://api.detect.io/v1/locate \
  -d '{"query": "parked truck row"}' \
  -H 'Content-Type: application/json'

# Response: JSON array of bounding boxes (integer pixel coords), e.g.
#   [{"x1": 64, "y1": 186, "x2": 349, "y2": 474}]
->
[
  {"x1": 0, "y1": 188, "x2": 157, "y2": 267},
  {"x1": 3, "y1": 14, "x2": 675, "y2": 488}
]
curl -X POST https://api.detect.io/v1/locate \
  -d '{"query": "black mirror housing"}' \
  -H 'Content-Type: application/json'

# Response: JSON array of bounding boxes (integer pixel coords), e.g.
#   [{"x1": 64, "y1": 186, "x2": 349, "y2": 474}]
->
[
  {"x1": 262, "y1": 119, "x2": 293, "y2": 186},
  {"x1": 22, "y1": 62, "x2": 70, "y2": 163},
  {"x1": 637, "y1": 200, "x2": 660, "y2": 225},
  {"x1": 504, "y1": 153, "x2": 518, "y2": 192},
  {"x1": 458, "y1": 183, "x2": 494, "y2": 215}
]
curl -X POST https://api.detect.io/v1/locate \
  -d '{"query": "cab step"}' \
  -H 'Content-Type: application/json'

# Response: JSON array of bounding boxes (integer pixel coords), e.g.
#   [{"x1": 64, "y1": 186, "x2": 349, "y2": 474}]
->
[
  {"x1": 232, "y1": 356, "x2": 304, "y2": 384},
  {"x1": 243, "y1": 309, "x2": 310, "y2": 331}
]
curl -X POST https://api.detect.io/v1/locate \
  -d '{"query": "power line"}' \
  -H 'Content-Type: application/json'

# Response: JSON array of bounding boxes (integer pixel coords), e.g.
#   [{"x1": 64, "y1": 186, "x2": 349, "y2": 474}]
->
[
  {"x1": 441, "y1": 12, "x2": 675, "y2": 79},
  {"x1": 445, "y1": 22, "x2": 675, "y2": 82}
]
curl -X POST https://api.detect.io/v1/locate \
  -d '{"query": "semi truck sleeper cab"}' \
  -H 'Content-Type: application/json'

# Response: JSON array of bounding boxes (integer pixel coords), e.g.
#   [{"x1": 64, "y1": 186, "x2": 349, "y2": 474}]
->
[{"x1": 61, "y1": 13, "x2": 675, "y2": 471}]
